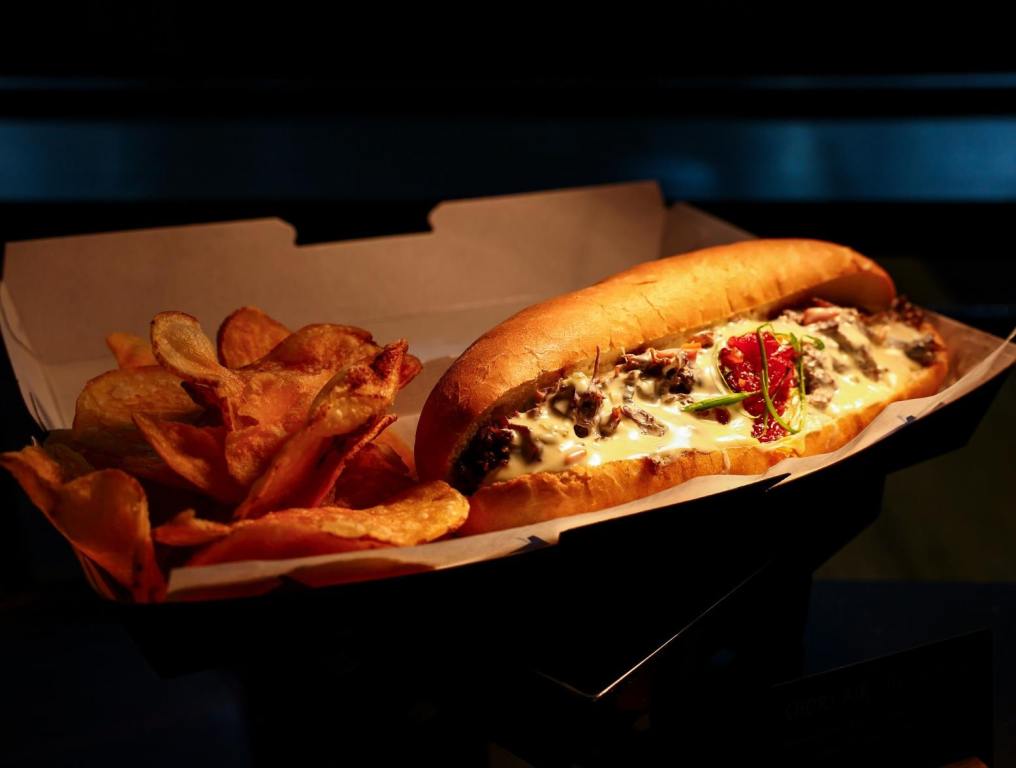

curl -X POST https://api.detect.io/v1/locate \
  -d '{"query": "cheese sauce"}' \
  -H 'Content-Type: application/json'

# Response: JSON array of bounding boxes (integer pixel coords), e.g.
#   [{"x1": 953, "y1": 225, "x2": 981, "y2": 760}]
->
[{"x1": 487, "y1": 312, "x2": 928, "y2": 485}]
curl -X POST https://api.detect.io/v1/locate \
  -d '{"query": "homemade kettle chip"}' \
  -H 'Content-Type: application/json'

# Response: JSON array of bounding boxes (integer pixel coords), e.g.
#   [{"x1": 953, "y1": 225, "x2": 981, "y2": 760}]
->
[
  {"x1": 2, "y1": 306, "x2": 466, "y2": 602},
  {"x1": 132, "y1": 415, "x2": 246, "y2": 504},
  {"x1": 41, "y1": 441, "x2": 96, "y2": 482},
  {"x1": 185, "y1": 481, "x2": 469, "y2": 567},
  {"x1": 105, "y1": 332, "x2": 158, "y2": 370},
  {"x1": 232, "y1": 343, "x2": 407, "y2": 519},
  {"x1": 153, "y1": 509, "x2": 231, "y2": 548},
  {"x1": 73, "y1": 366, "x2": 202, "y2": 434},
  {"x1": 251, "y1": 323, "x2": 375, "y2": 372},
  {"x1": 267, "y1": 414, "x2": 398, "y2": 513},
  {"x1": 152, "y1": 312, "x2": 415, "y2": 487},
  {"x1": 216, "y1": 306, "x2": 292, "y2": 369},
  {"x1": 374, "y1": 430, "x2": 415, "y2": 475},
  {"x1": 47, "y1": 428, "x2": 191, "y2": 490},
  {"x1": 322, "y1": 441, "x2": 415, "y2": 510},
  {"x1": 0, "y1": 447, "x2": 165, "y2": 602}
]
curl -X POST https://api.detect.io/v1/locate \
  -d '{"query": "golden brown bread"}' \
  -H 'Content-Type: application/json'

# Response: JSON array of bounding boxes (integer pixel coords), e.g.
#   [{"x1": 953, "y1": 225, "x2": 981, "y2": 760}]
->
[{"x1": 414, "y1": 238, "x2": 948, "y2": 535}]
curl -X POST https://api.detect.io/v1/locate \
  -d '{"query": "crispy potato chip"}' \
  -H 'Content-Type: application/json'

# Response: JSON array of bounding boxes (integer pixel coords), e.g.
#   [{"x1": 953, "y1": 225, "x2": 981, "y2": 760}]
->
[
  {"x1": 153, "y1": 510, "x2": 231, "y2": 547},
  {"x1": 399, "y1": 353, "x2": 424, "y2": 389},
  {"x1": 10, "y1": 307, "x2": 428, "y2": 602},
  {"x1": 232, "y1": 343, "x2": 407, "y2": 519},
  {"x1": 236, "y1": 415, "x2": 394, "y2": 520},
  {"x1": 2, "y1": 445, "x2": 63, "y2": 510},
  {"x1": 73, "y1": 366, "x2": 202, "y2": 434},
  {"x1": 188, "y1": 517, "x2": 380, "y2": 565},
  {"x1": 219, "y1": 369, "x2": 337, "y2": 484},
  {"x1": 106, "y1": 332, "x2": 158, "y2": 369},
  {"x1": 153, "y1": 313, "x2": 411, "y2": 488},
  {"x1": 47, "y1": 429, "x2": 190, "y2": 489},
  {"x1": 153, "y1": 311, "x2": 301, "y2": 432},
  {"x1": 250, "y1": 323, "x2": 374, "y2": 373},
  {"x1": 375, "y1": 430, "x2": 415, "y2": 475},
  {"x1": 314, "y1": 441, "x2": 414, "y2": 509},
  {"x1": 222, "y1": 423, "x2": 287, "y2": 486},
  {"x1": 279, "y1": 415, "x2": 398, "y2": 510},
  {"x1": 217, "y1": 306, "x2": 292, "y2": 369},
  {"x1": 133, "y1": 415, "x2": 246, "y2": 504},
  {"x1": 306, "y1": 341, "x2": 407, "y2": 432},
  {"x1": 187, "y1": 481, "x2": 468, "y2": 566},
  {"x1": 219, "y1": 323, "x2": 418, "y2": 484},
  {"x1": 0, "y1": 447, "x2": 164, "y2": 602},
  {"x1": 70, "y1": 365, "x2": 202, "y2": 488},
  {"x1": 41, "y1": 442, "x2": 95, "y2": 481},
  {"x1": 151, "y1": 312, "x2": 239, "y2": 389}
]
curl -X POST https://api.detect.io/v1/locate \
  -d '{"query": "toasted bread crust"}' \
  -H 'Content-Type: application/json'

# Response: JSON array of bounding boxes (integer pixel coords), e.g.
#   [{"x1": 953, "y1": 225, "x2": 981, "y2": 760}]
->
[{"x1": 416, "y1": 239, "x2": 895, "y2": 483}]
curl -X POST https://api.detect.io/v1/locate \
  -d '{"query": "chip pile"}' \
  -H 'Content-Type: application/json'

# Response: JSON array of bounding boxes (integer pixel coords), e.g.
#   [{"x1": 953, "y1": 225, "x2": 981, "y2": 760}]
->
[{"x1": 1, "y1": 307, "x2": 469, "y2": 602}]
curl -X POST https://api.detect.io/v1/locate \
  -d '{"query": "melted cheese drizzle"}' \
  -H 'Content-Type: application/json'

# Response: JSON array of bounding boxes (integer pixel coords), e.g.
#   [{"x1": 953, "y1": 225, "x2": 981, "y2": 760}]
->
[{"x1": 488, "y1": 315, "x2": 927, "y2": 484}]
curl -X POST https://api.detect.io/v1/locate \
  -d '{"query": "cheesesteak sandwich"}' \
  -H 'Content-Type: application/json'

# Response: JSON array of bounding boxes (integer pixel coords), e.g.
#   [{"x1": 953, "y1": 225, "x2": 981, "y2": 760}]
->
[{"x1": 415, "y1": 240, "x2": 949, "y2": 534}]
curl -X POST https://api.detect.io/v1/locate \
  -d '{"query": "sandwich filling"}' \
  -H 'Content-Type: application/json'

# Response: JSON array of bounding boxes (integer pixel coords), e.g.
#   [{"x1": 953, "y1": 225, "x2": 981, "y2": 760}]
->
[{"x1": 453, "y1": 299, "x2": 943, "y2": 493}]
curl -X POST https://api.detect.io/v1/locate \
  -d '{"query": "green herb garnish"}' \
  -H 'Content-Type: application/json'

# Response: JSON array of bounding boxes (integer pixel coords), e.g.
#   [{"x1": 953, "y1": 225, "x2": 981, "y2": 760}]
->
[
  {"x1": 682, "y1": 391, "x2": 757, "y2": 413},
  {"x1": 788, "y1": 332, "x2": 808, "y2": 429}
]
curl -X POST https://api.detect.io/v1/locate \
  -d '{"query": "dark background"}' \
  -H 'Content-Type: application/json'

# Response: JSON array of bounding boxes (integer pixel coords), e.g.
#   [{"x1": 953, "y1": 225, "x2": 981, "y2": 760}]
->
[{"x1": 0, "y1": 10, "x2": 1014, "y2": 765}]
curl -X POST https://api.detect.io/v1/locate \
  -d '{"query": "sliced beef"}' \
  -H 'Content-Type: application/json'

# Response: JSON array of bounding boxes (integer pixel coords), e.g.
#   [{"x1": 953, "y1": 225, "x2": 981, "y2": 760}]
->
[
  {"x1": 824, "y1": 326, "x2": 881, "y2": 381},
  {"x1": 621, "y1": 405, "x2": 668, "y2": 436},
  {"x1": 573, "y1": 389, "x2": 604, "y2": 438},
  {"x1": 453, "y1": 417, "x2": 514, "y2": 494},
  {"x1": 802, "y1": 347, "x2": 836, "y2": 409},
  {"x1": 903, "y1": 334, "x2": 942, "y2": 366}
]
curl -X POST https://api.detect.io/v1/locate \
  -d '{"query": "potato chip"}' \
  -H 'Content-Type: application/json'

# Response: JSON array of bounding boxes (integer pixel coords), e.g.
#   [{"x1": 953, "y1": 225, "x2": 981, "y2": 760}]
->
[
  {"x1": 70, "y1": 365, "x2": 203, "y2": 488},
  {"x1": 106, "y1": 332, "x2": 158, "y2": 369},
  {"x1": 153, "y1": 510, "x2": 231, "y2": 547},
  {"x1": 0, "y1": 447, "x2": 164, "y2": 602},
  {"x1": 232, "y1": 343, "x2": 407, "y2": 519},
  {"x1": 221, "y1": 423, "x2": 286, "y2": 486},
  {"x1": 47, "y1": 428, "x2": 190, "y2": 490},
  {"x1": 250, "y1": 323, "x2": 374, "y2": 372},
  {"x1": 186, "y1": 481, "x2": 468, "y2": 566},
  {"x1": 245, "y1": 321, "x2": 422, "y2": 391},
  {"x1": 8, "y1": 306, "x2": 433, "y2": 602},
  {"x1": 236, "y1": 415, "x2": 394, "y2": 521},
  {"x1": 277, "y1": 415, "x2": 398, "y2": 511},
  {"x1": 306, "y1": 341, "x2": 408, "y2": 431},
  {"x1": 151, "y1": 312, "x2": 239, "y2": 389},
  {"x1": 187, "y1": 516, "x2": 381, "y2": 565},
  {"x1": 152, "y1": 313, "x2": 414, "y2": 488},
  {"x1": 219, "y1": 322, "x2": 414, "y2": 483},
  {"x1": 73, "y1": 366, "x2": 203, "y2": 434},
  {"x1": 327, "y1": 438, "x2": 418, "y2": 509},
  {"x1": 133, "y1": 415, "x2": 246, "y2": 504},
  {"x1": 41, "y1": 441, "x2": 95, "y2": 481},
  {"x1": 375, "y1": 430, "x2": 415, "y2": 475},
  {"x1": 219, "y1": 369, "x2": 336, "y2": 482},
  {"x1": 216, "y1": 306, "x2": 291, "y2": 369},
  {"x1": 2, "y1": 445, "x2": 63, "y2": 510},
  {"x1": 153, "y1": 312, "x2": 296, "y2": 431},
  {"x1": 398, "y1": 354, "x2": 424, "y2": 389}
]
